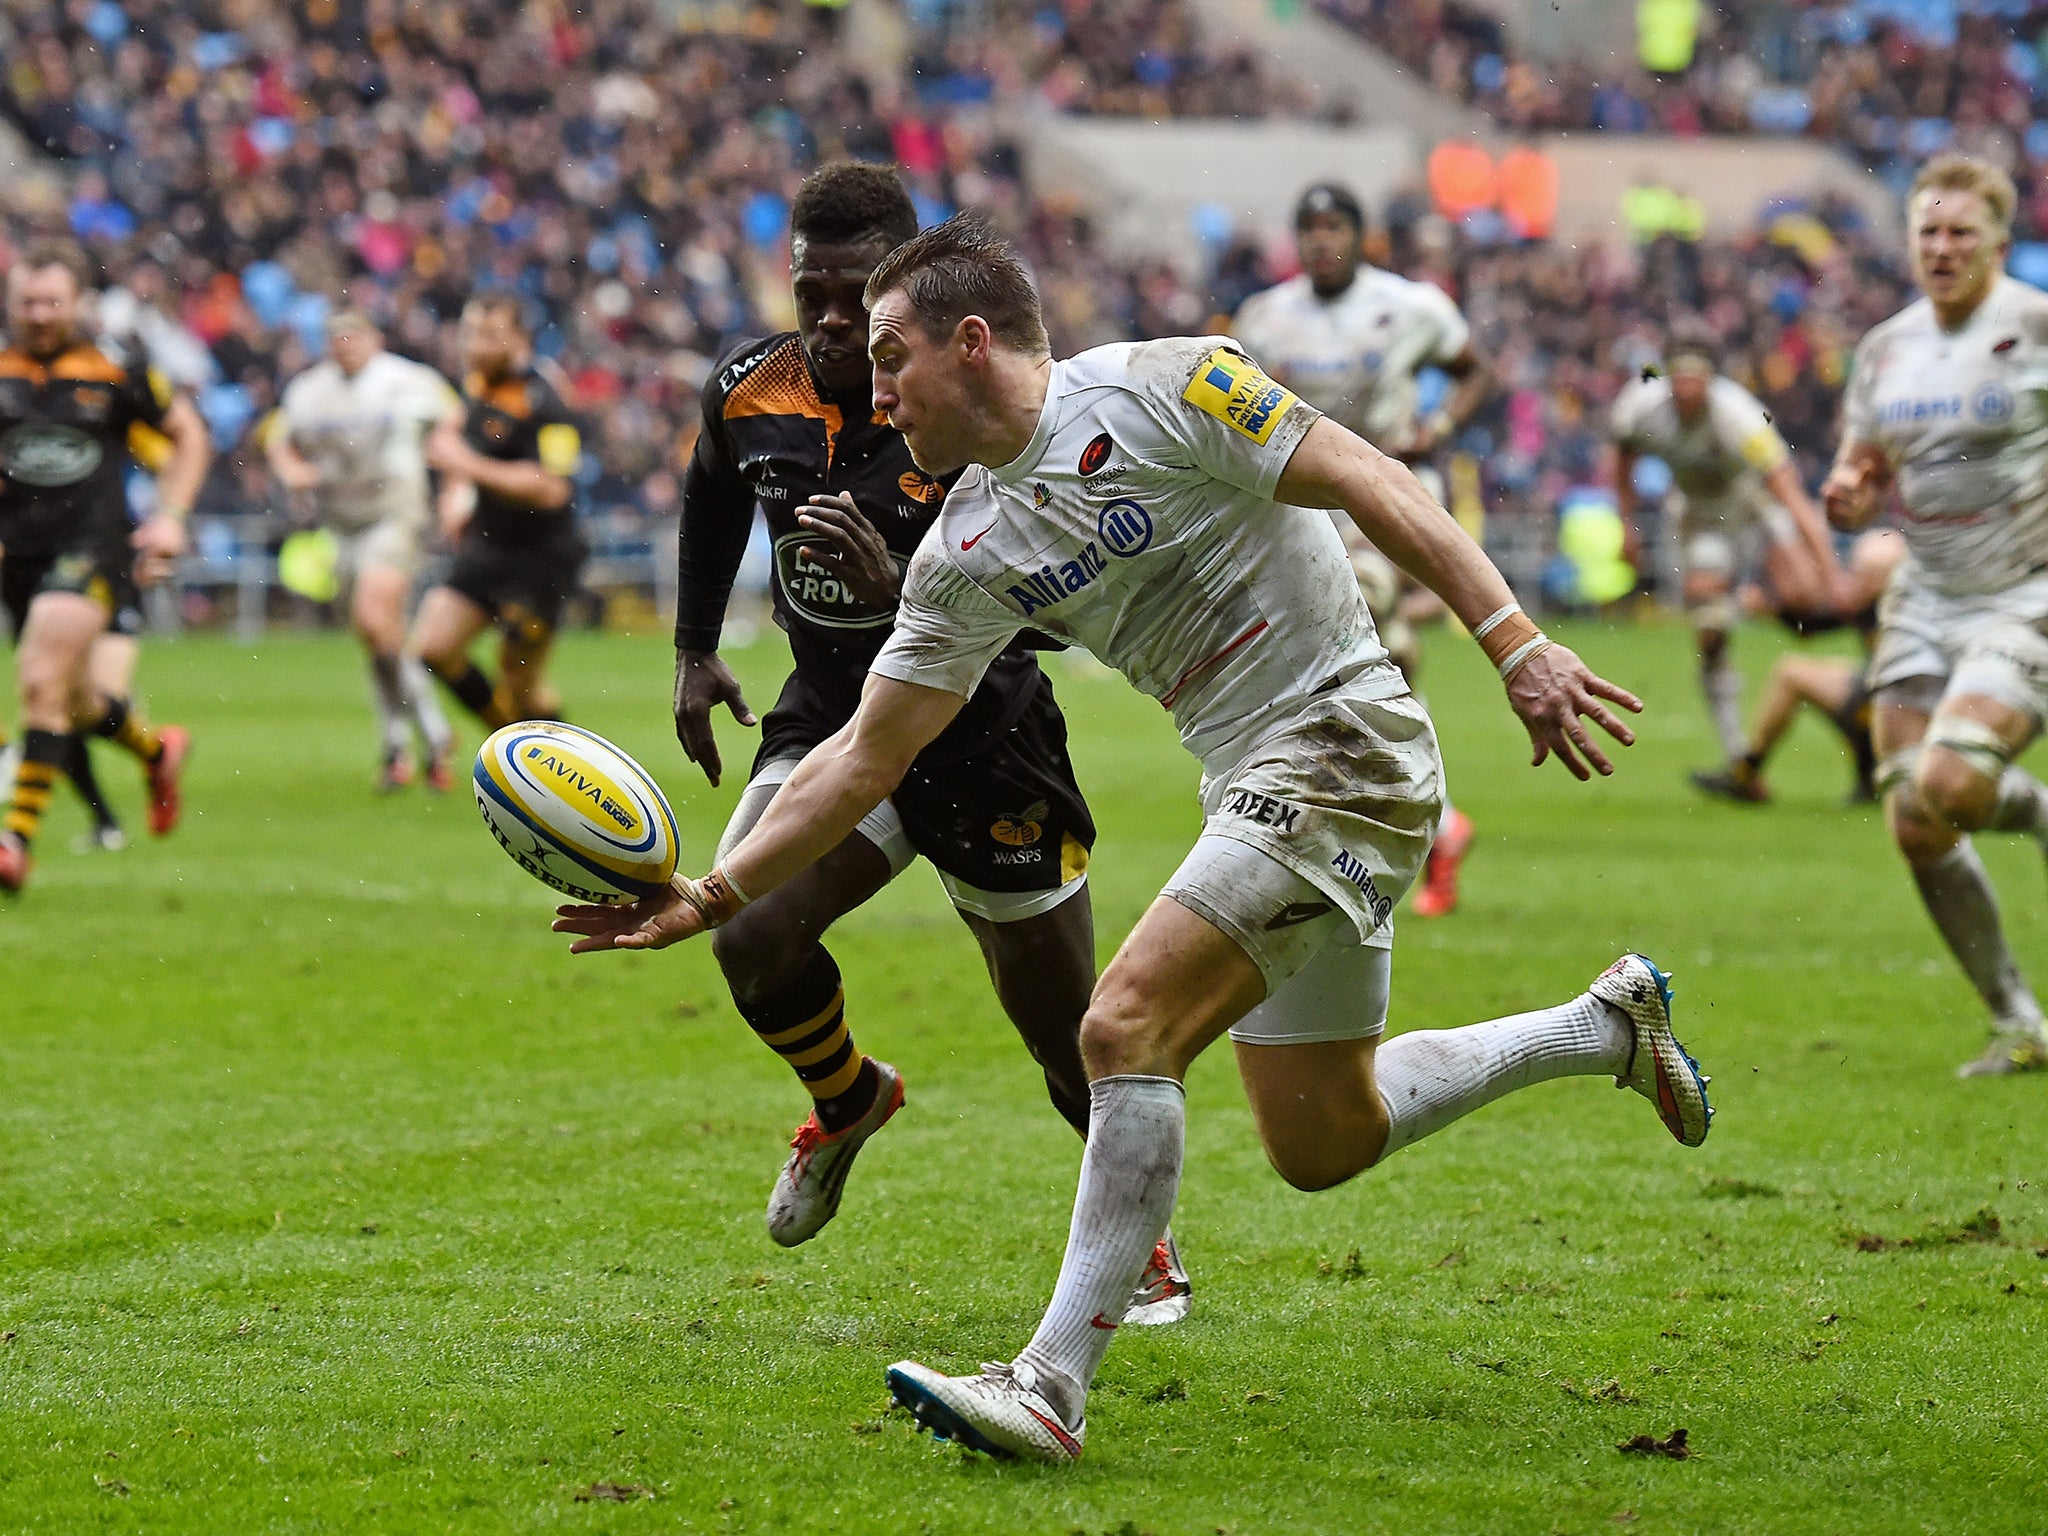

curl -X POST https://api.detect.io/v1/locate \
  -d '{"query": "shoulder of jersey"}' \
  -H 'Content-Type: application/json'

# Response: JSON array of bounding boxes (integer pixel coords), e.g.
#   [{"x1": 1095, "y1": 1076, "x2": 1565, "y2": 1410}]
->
[
  {"x1": 1708, "y1": 374, "x2": 1764, "y2": 408},
  {"x1": 1610, "y1": 373, "x2": 1663, "y2": 418},
  {"x1": 711, "y1": 332, "x2": 797, "y2": 399}
]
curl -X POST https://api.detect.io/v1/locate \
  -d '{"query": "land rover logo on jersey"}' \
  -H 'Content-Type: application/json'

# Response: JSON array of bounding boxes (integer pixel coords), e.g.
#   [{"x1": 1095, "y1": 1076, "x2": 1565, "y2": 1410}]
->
[
  {"x1": 1078, "y1": 431, "x2": 1114, "y2": 476},
  {"x1": 772, "y1": 531, "x2": 894, "y2": 630},
  {"x1": 0, "y1": 423, "x2": 103, "y2": 487},
  {"x1": 1097, "y1": 498, "x2": 1153, "y2": 557},
  {"x1": 1973, "y1": 383, "x2": 2015, "y2": 425}
]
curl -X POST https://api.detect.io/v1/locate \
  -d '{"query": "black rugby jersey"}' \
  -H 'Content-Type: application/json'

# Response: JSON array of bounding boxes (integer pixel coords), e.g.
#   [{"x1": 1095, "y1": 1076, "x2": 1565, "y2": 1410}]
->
[
  {"x1": 0, "y1": 341, "x2": 168, "y2": 552},
  {"x1": 677, "y1": 332, "x2": 1045, "y2": 756},
  {"x1": 460, "y1": 368, "x2": 583, "y2": 548}
]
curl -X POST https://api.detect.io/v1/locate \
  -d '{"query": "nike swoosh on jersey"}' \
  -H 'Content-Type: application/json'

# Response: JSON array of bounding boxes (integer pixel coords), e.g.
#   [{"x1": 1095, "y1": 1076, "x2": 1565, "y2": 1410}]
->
[{"x1": 960, "y1": 521, "x2": 997, "y2": 550}]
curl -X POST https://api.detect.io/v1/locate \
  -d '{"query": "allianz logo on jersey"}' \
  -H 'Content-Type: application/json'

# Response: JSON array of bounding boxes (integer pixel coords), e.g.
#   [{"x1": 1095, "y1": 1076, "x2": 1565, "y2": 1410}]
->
[
  {"x1": 1877, "y1": 384, "x2": 2014, "y2": 426},
  {"x1": 1002, "y1": 500, "x2": 1153, "y2": 616}
]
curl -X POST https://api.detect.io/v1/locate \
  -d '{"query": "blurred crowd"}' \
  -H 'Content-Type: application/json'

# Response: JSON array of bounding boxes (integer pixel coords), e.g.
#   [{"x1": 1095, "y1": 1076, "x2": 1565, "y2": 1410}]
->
[
  {"x1": 1316, "y1": 1, "x2": 2048, "y2": 232},
  {"x1": 0, "y1": 0, "x2": 1921, "y2": 611}
]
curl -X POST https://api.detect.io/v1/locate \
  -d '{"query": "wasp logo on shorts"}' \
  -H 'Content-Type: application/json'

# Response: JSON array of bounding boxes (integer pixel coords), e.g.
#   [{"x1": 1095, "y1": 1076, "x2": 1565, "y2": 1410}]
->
[
  {"x1": 1182, "y1": 348, "x2": 1299, "y2": 445},
  {"x1": 1222, "y1": 788, "x2": 1302, "y2": 832},
  {"x1": 991, "y1": 800, "x2": 1047, "y2": 848},
  {"x1": 1078, "y1": 431, "x2": 1114, "y2": 476}
]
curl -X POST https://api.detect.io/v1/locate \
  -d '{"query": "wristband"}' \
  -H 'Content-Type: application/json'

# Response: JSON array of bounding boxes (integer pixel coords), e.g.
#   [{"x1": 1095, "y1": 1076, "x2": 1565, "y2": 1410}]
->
[
  {"x1": 1473, "y1": 604, "x2": 1541, "y2": 669},
  {"x1": 672, "y1": 863, "x2": 751, "y2": 927},
  {"x1": 1497, "y1": 636, "x2": 1552, "y2": 682},
  {"x1": 157, "y1": 503, "x2": 191, "y2": 523}
]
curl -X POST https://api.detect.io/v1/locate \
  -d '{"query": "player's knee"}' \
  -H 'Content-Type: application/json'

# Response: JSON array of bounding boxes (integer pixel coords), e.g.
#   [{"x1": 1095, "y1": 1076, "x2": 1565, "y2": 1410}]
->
[
  {"x1": 1917, "y1": 749, "x2": 1998, "y2": 831},
  {"x1": 1264, "y1": 1139, "x2": 1368, "y2": 1192},
  {"x1": 709, "y1": 910, "x2": 809, "y2": 1003},
  {"x1": 1886, "y1": 784, "x2": 1957, "y2": 864},
  {"x1": 1077, "y1": 992, "x2": 1172, "y2": 1079}
]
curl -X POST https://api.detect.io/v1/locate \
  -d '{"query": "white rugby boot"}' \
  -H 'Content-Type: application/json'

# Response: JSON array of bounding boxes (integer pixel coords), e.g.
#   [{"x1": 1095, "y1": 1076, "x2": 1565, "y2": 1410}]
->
[
  {"x1": 1591, "y1": 953, "x2": 1713, "y2": 1148},
  {"x1": 887, "y1": 1357, "x2": 1084, "y2": 1463},
  {"x1": 765, "y1": 1060, "x2": 904, "y2": 1247},
  {"x1": 1121, "y1": 1230, "x2": 1191, "y2": 1326},
  {"x1": 1957, "y1": 1027, "x2": 2048, "y2": 1078}
]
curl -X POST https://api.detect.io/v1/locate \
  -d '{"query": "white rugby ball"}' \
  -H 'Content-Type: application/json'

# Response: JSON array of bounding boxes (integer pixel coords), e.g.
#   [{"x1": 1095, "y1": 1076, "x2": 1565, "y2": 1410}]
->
[{"x1": 473, "y1": 721, "x2": 679, "y2": 904}]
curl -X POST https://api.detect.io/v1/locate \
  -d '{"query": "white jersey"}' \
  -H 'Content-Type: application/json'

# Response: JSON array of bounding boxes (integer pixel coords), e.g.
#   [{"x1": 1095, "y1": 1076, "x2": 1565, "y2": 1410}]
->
[
  {"x1": 1231, "y1": 269, "x2": 1469, "y2": 448},
  {"x1": 870, "y1": 337, "x2": 1401, "y2": 773},
  {"x1": 276, "y1": 352, "x2": 459, "y2": 532},
  {"x1": 1608, "y1": 373, "x2": 1788, "y2": 512},
  {"x1": 1844, "y1": 275, "x2": 2048, "y2": 597}
]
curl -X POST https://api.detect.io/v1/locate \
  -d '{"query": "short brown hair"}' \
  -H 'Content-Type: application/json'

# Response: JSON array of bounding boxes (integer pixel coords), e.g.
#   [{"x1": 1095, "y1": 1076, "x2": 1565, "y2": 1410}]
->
[
  {"x1": 14, "y1": 237, "x2": 92, "y2": 291},
  {"x1": 1909, "y1": 153, "x2": 2017, "y2": 234},
  {"x1": 863, "y1": 211, "x2": 1049, "y2": 356},
  {"x1": 463, "y1": 292, "x2": 528, "y2": 332}
]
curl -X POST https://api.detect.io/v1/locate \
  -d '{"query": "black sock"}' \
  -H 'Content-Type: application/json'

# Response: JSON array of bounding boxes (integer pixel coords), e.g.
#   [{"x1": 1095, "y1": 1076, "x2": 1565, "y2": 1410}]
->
[
  {"x1": 65, "y1": 735, "x2": 119, "y2": 831},
  {"x1": 733, "y1": 948, "x2": 879, "y2": 1133},
  {"x1": 432, "y1": 659, "x2": 500, "y2": 725}
]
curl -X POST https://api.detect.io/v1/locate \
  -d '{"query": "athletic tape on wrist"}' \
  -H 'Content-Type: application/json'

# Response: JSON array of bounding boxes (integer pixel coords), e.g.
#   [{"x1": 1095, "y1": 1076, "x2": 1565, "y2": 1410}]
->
[
  {"x1": 674, "y1": 864, "x2": 750, "y2": 927},
  {"x1": 1470, "y1": 603, "x2": 1520, "y2": 643},
  {"x1": 1497, "y1": 636, "x2": 1552, "y2": 682}
]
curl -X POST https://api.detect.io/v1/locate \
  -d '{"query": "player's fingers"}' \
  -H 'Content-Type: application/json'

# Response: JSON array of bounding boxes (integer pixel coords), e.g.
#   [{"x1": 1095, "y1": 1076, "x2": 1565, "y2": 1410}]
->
[
  {"x1": 1577, "y1": 695, "x2": 1636, "y2": 746},
  {"x1": 1568, "y1": 718, "x2": 1615, "y2": 777},
  {"x1": 1546, "y1": 724, "x2": 1591, "y2": 780},
  {"x1": 1584, "y1": 674, "x2": 1643, "y2": 714}
]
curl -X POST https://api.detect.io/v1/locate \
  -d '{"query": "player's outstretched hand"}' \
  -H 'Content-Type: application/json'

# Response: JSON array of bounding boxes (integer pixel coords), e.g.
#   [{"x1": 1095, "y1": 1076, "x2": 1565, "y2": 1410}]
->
[
  {"x1": 797, "y1": 493, "x2": 899, "y2": 607},
  {"x1": 553, "y1": 883, "x2": 705, "y2": 953},
  {"x1": 1506, "y1": 644, "x2": 1642, "y2": 780},
  {"x1": 674, "y1": 649, "x2": 757, "y2": 787}
]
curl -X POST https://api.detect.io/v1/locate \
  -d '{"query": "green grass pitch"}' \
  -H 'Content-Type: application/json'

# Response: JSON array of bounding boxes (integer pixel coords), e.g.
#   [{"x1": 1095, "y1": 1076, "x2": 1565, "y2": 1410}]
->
[{"x1": 3, "y1": 619, "x2": 2046, "y2": 1534}]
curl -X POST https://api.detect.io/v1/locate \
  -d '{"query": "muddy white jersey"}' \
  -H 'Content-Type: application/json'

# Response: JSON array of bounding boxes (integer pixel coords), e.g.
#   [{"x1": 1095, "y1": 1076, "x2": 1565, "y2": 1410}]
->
[
  {"x1": 276, "y1": 352, "x2": 459, "y2": 532},
  {"x1": 1609, "y1": 374, "x2": 1788, "y2": 509},
  {"x1": 1231, "y1": 269, "x2": 1468, "y2": 449},
  {"x1": 1844, "y1": 275, "x2": 2048, "y2": 597},
  {"x1": 871, "y1": 337, "x2": 1401, "y2": 769}
]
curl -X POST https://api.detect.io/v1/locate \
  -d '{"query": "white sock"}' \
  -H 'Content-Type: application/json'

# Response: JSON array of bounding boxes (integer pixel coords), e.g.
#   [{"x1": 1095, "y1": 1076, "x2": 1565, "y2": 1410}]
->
[
  {"x1": 1377, "y1": 994, "x2": 1630, "y2": 1159},
  {"x1": 1015, "y1": 1075, "x2": 1184, "y2": 1426},
  {"x1": 1911, "y1": 840, "x2": 2046, "y2": 1035},
  {"x1": 1702, "y1": 655, "x2": 1745, "y2": 760},
  {"x1": 404, "y1": 657, "x2": 453, "y2": 754},
  {"x1": 368, "y1": 653, "x2": 410, "y2": 757},
  {"x1": 1991, "y1": 768, "x2": 2048, "y2": 844}
]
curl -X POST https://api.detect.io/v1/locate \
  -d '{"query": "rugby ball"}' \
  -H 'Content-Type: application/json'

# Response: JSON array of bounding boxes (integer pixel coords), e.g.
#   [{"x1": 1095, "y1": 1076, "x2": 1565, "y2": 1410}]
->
[{"x1": 473, "y1": 721, "x2": 679, "y2": 904}]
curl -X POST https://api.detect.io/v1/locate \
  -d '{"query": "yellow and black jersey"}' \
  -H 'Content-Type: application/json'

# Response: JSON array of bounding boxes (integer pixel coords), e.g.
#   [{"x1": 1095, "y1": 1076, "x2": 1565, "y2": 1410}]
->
[
  {"x1": 677, "y1": 331, "x2": 1047, "y2": 764},
  {"x1": 461, "y1": 367, "x2": 583, "y2": 548},
  {"x1": 0, "y1": 341, "x2": 169, "y2": 553}
]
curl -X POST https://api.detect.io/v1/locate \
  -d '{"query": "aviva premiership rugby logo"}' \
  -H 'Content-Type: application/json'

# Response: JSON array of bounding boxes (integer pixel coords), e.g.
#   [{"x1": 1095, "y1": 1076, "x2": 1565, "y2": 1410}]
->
[{"x1": 1182, "y1": 347, "x2": 1298, "y2": 445}]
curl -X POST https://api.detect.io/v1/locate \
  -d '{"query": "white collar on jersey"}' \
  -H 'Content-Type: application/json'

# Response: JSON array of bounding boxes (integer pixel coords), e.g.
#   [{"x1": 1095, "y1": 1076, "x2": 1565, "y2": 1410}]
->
[{"x1": 986, "y1": 363, "x2": 1063, "y2": 487}]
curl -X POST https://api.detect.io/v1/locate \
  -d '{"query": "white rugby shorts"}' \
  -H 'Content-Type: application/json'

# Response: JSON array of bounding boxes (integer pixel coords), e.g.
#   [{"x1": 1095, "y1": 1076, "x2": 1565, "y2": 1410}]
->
[
  {"x1": 1161, "y1": 679, "x2": 1441, "y2": 1042},
  {"x1": 1871, "y1": 571, "x2": 2048, "y2": 723}
]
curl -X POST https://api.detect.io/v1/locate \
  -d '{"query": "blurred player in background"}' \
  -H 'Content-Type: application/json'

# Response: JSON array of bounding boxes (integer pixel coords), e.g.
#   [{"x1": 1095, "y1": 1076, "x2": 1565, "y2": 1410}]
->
[
  {"x1": 0, "y1": 240, "x2": 207, "y2": 894},
  {"x1": 265, "y1": 311, "x2": 458, "y2": 791},
  {"x1": 669, "y1": 166, "x2": 1189, "y2": 1316},
  {"x1": 413, "y1": 295, "x2": 585, "y2": 731},
  {"x1": 1610, "y1": 335, "x2": 1843, "y2": 774},
  {"x1": 1232, "y1": 183, "x2": 1492, "y2": 916},
  {"x1": 1691, "y1": 529, "x2": 1904, "y2": 806},
  {"x1": 1825, "y1": 154, "x2": 2048, "y2": 1077}
]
